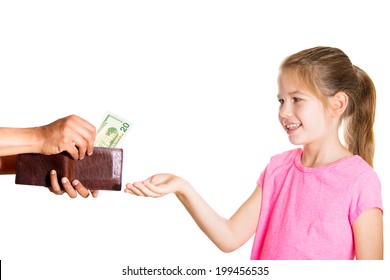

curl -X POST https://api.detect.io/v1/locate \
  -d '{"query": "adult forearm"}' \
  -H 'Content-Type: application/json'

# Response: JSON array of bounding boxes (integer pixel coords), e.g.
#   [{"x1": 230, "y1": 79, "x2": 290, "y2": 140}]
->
[{"x1": 0, "y1": 127, "x2": 41, "y2": 156}]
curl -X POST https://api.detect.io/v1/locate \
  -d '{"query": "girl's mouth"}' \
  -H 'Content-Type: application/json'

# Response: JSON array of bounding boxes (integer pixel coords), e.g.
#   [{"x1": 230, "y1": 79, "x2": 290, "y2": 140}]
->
[{"x1": 285, "y1": 123, "x2": 302, "y2": 135}]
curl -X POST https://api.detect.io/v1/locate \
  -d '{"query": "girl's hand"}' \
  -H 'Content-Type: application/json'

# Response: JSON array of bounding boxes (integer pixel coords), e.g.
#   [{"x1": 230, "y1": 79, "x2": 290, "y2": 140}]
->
[
  {"x1": 124, "y1": 173, "x2": 188, "y2": 197},
  {"x1": 48, "y1": 170, "x2": 99, "y2": 198}
]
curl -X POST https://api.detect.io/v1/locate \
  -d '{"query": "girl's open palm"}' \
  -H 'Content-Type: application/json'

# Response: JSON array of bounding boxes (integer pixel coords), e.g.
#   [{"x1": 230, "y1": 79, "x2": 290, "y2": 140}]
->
[{"x1": 125, "y1": 173, "x2": 188, "y2": 197}]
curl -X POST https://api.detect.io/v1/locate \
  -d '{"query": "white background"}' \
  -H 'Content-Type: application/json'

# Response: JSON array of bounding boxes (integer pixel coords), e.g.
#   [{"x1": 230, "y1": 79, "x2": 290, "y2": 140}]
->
[{"x1": 0, "y1": 1, "x2": 388, "y2": 279}]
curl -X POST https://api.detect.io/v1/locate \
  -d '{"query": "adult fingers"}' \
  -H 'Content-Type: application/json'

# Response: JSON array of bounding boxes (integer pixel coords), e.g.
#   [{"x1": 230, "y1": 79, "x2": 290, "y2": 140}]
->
[
  {"x1": 71, "y1": 115, "x2": 96, "y2": 156},
  {"x1": 48, "y1": 170, "x2": 64, "y2": 195},
  {"x1": 91, "y1": 190, "x2": 99, "y2": 198},
  {"x1": 61, "y1": 177, "x2": 77, "y2": 198},
  {"x1": 70, "y1": 137, "x2": 87, "y2": 160},
  {"x1": 71, "y1": 180, "x2": 90, "y2": 198},
  {"x1": 62, "y1": 115, "x2": 96, "y2": 158},
  {"x1": 64, "y1": 144, "x2": 80, "y2": 160}
]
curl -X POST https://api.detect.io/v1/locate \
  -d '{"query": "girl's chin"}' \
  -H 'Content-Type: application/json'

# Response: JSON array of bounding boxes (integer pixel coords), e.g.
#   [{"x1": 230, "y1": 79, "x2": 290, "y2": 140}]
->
[{"x1": 288, "y1": 136, "x2": 304, "y2": 145}]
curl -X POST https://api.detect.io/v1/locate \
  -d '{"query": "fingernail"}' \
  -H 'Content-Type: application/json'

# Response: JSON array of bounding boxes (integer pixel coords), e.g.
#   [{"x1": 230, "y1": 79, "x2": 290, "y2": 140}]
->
[
  {"x1": 61, "y1": 177, "x2": 68, "y2": 184},
  {"x1": 72, "y1": 180, "x2": 79, "y2": 186},
  {"x1": 50, "y1": 170, "x2": 56, "y2": 175}
]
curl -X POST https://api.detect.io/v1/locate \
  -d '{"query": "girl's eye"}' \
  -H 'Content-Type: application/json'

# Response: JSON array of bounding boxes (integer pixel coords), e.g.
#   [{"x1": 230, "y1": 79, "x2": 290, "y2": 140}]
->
[
  {"x1": 278, "y1": 99, "x2": 284, "y2": 105},
  {"x1": 293, "y1": 97, "x2": 302, "y2": 103}
]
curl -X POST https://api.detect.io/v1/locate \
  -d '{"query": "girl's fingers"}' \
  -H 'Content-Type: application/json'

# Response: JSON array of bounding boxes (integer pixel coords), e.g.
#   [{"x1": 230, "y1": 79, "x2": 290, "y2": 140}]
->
[
  {"x1": 143, "y1": 181, "x2": 169, "y2": 195},
  {"x1": 128, "y1": 183, "x2": 146, "y2": 196},
  {"x1": 129, "y1": 182, "x2": 162, "y2": 198}
]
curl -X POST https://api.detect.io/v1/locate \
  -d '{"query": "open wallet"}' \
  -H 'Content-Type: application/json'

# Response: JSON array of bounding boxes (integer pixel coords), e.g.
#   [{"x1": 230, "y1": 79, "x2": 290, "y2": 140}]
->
[{"x1": 15, "y1": 147, "x2": 123, "y2": 191}]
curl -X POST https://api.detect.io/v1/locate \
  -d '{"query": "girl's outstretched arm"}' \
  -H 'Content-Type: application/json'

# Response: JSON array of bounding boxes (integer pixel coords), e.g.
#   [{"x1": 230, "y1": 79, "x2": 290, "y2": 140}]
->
[
  {"x1": 125, "y1": 173, "x2": 262, "y2": 253},
  {"x1": 352, "y1": 208, "x2": 383, "y2": 259}
]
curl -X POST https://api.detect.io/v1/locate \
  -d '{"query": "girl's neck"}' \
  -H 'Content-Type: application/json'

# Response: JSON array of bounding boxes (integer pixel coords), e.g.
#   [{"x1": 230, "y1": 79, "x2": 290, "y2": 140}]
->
[{"x1": 301, "y1": 140, "x2": 352, "y2": 168}]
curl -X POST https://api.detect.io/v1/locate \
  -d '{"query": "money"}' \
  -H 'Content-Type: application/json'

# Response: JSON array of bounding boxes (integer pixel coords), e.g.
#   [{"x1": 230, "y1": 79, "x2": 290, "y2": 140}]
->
[{"x1": 95, "y1": 112, "x2": 132, "y2": 148}]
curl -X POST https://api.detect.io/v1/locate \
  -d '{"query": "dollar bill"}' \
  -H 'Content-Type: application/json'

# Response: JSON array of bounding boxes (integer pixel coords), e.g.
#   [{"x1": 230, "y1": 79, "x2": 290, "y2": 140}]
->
[{"x1": 95, "y1": 112, "x2": 132, "y2": 148}]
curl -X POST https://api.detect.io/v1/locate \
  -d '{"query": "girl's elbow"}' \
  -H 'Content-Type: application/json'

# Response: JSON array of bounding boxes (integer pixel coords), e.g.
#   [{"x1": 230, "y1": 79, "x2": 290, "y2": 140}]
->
[{"x1": 216, "y1": 242, "x2": 240, "y2": 253}]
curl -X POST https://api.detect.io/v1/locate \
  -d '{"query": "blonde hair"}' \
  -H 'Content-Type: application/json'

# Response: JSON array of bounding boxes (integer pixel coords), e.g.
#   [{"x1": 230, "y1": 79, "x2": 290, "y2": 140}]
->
[{"x1": 280, "y1": 46, "x2": 376, "y2": 167}]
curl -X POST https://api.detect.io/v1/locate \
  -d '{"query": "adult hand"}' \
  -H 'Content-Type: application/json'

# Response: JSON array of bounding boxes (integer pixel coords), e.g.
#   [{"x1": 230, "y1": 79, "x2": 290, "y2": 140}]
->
[
  {"x1": 37, "y1": 115, "x2": 96, "y2": 160},
  {"x1": 48, "y1": 170, "x2": 99, "y2": 198}
]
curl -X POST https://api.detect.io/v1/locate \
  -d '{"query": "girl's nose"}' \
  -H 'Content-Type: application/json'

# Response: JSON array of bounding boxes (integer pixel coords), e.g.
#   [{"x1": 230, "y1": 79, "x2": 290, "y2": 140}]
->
[{"x1": 279, "y1": 104, "x2": 292, "y2": 119}]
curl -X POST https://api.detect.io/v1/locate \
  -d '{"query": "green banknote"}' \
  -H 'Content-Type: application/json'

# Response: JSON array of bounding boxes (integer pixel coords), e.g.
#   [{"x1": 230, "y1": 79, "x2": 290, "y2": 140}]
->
[{"x1": 95, "y1": 112, "x2": 132, "y2": 148}]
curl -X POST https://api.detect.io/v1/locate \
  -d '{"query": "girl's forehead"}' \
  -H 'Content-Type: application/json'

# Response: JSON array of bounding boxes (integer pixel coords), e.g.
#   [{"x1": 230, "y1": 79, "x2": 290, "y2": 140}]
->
[
  {"x1": 277, "y1": 72, "x2": 320, "y2": 100},
  {"x1": 279, "y1": 69, "x2": 304, "y2": 82},
  {"x1": 278, "y1": 72, "x2": 307, "y2": 91}
]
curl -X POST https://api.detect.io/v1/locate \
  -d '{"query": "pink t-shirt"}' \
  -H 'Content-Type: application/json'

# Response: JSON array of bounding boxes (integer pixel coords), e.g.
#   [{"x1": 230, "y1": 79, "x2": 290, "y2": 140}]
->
[{"x1": 251, "y1": 148, "x2": 382, "y2": 260}]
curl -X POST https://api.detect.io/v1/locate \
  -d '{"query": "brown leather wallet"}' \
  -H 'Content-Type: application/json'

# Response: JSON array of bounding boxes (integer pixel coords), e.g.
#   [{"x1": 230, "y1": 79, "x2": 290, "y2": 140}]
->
[{"x1": 15, "y1": 147, "x2": 123, "y2": 191}]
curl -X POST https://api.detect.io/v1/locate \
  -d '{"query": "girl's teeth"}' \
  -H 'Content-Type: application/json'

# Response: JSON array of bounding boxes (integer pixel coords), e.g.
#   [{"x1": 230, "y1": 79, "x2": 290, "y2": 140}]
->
[{"x1": 287, "y1": 124, "x2": 301, "y2": 129}]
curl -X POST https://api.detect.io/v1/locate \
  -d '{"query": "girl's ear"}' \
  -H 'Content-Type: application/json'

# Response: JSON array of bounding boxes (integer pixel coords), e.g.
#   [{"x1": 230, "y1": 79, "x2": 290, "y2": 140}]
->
[{"x1": 330, "y1": 91, "x2": 348, "y2": 117}]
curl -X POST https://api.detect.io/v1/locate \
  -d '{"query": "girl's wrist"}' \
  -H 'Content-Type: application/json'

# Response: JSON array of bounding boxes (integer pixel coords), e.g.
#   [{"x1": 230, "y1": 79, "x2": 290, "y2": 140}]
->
[{"x1": 175, "y1": 177, "x2": 192, "y2": 197}]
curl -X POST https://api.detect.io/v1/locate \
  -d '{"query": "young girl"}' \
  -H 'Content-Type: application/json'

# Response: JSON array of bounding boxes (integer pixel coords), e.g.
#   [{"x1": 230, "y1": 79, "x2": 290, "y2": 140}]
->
[{"x1": 124, "y1": 46, "x2": 383, "y2": 260}]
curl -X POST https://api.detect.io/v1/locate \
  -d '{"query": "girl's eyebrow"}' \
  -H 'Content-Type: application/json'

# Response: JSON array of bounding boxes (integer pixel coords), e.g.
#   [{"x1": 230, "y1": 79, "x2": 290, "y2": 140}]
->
[
  {"x1": 288, "y1": 90, "x2": 305, "y2": 95},
  {"x1": 277, "y1": 90, "x2": 305, "y2": 99}
]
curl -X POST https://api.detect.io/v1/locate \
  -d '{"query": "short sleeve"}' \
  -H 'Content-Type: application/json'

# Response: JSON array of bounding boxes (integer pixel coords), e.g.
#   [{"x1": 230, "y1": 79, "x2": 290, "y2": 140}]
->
[
  {"x1": 256, "y1": 149, "x2": 300, "y2": 188},
  {"x1": 257, "y1": 164, "x2": 268, "y2": 187},
  {"x1": 348, "y1": 170, "x2": 383, "y2": 225}
]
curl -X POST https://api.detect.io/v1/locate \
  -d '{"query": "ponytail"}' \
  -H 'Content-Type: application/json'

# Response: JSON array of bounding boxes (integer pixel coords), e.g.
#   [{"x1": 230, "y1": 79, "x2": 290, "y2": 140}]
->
[{"x1": 344, "y1": 66, "x2": 376, "y2": 167}]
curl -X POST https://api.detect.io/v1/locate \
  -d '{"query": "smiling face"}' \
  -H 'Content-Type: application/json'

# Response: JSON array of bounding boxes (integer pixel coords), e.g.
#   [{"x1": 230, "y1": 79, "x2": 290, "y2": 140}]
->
[{"x1": 277, "y1": 72, "x2": 332, "y2": 147}]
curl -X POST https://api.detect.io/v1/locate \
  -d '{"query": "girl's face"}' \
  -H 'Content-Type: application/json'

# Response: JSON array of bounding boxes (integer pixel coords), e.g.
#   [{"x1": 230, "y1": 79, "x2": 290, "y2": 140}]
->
[{"x1": 277, "y1": 72, "x2": 332, "y2": 146}]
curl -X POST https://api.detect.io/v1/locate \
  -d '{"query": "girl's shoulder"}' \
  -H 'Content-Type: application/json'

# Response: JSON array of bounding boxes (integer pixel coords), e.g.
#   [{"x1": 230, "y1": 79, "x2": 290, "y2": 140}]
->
[{"x1": 264, "y1": 148, "x2": 302, "y2": 172}]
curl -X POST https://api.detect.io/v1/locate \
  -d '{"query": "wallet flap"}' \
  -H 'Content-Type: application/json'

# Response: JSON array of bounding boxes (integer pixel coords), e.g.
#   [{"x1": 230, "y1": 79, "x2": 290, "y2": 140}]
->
[{"x1": 15, "y1": 152, "x2": 74, "y2": 187}]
